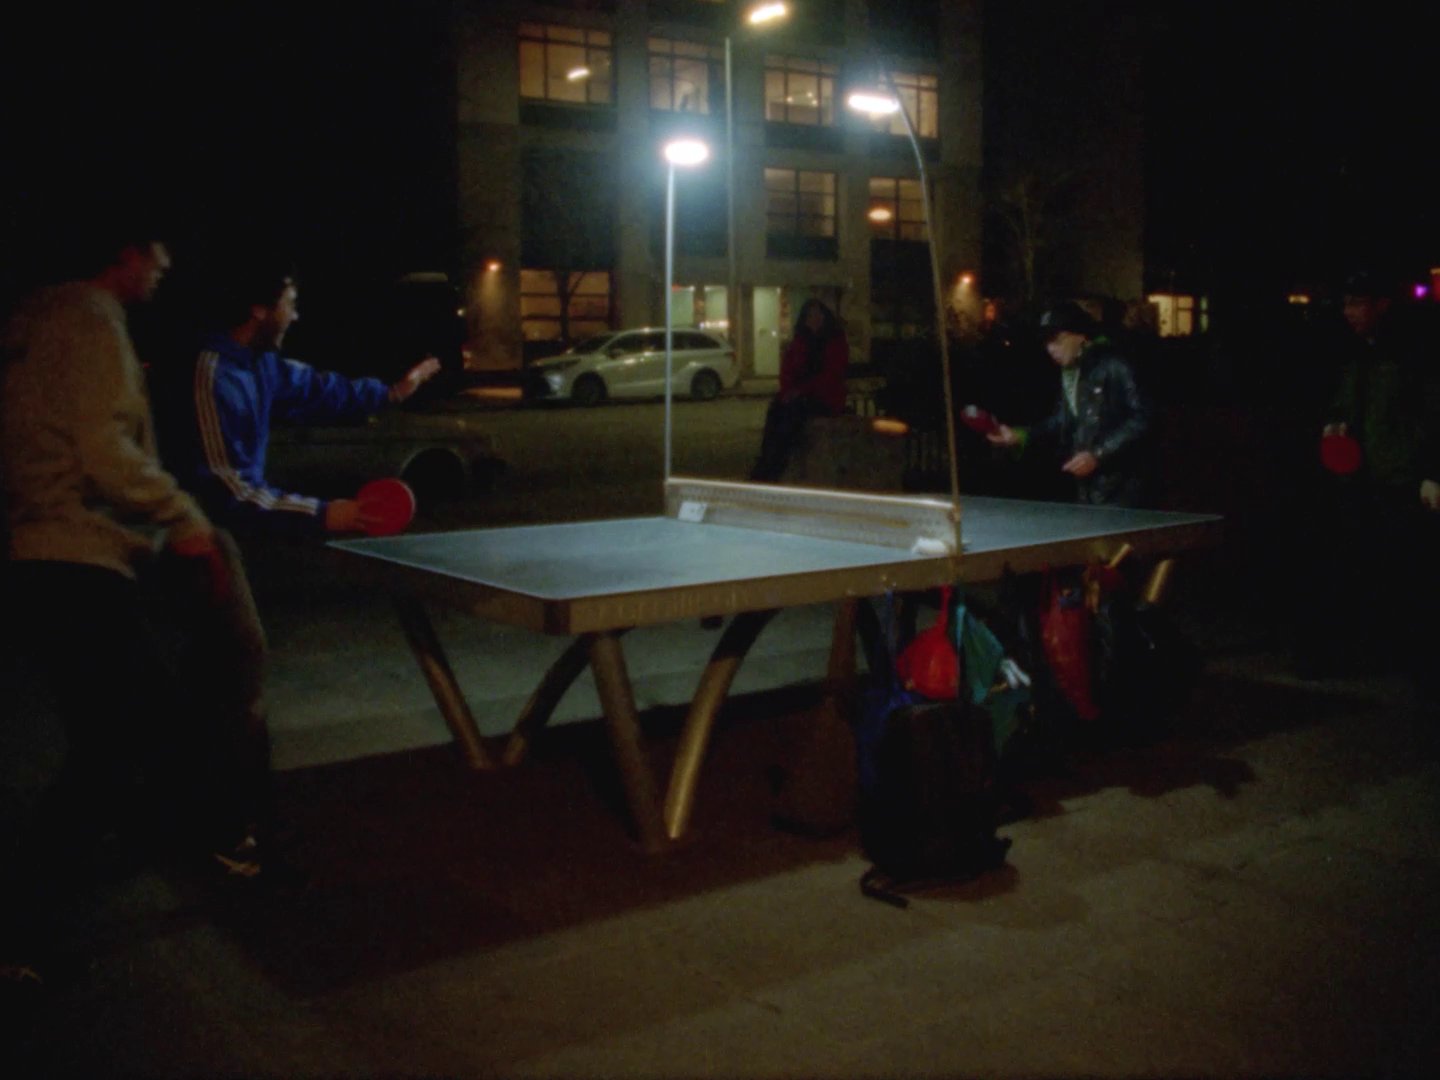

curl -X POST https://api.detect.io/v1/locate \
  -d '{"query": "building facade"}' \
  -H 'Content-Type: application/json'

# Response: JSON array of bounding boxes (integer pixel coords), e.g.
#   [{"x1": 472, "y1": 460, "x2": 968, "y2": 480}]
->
[{"x1": 454, "y1": 0, "x2": 983, "y2": 375}]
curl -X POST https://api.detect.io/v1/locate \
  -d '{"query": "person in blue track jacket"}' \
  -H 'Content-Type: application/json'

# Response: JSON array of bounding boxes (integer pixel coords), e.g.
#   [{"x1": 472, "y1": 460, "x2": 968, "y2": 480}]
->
[{"x1": 163, "y1": 263, "x2": 440, "y2": 539}]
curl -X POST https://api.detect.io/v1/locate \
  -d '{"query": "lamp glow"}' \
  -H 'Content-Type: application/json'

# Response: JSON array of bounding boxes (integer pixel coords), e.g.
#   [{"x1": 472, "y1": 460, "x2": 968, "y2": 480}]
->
[
  {"x1": 565, "y1": 66, "x2": 590, "y2": 81},
  {"x1": 867, "y1": 206, "x2": 894, "y2": 222},
  {"x1": 747, "y1": 2, "x2": 789, "y2": 26},
  {"x1": 847, "y1": 90, "x2": 900, "y2": 116},
  {"x1": 663, "y1": 139, "x2": 710, "y2": 167}
]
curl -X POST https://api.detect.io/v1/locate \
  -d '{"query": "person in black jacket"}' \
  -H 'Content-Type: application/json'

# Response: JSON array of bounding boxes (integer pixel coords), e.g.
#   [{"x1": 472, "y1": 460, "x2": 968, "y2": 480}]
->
[{"x1": 987, "y1": 301, "x2": 1154, "y2": 506}]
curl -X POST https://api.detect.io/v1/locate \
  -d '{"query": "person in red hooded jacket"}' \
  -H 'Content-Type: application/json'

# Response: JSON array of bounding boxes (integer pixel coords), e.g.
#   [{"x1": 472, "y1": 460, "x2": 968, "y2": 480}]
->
[{"x1": 749, "y1": 298, "x2": 849, "y2": 481}]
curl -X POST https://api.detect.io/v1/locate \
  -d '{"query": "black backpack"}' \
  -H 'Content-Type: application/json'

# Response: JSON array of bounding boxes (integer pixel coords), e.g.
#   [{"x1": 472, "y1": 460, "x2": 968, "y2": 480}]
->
[{"x1": 855, "y1": 595, "x2": 1012, "y2": 908}]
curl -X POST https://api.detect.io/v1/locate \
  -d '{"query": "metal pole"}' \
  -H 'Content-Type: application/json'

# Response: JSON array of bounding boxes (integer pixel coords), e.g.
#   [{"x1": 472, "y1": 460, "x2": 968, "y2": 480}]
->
[
  {"x1": 880, "y1": 63, "x2": 961, "y2": 544},
  {"x1": 725, "y1": 35, "x2": 741, "y2": 372},
  {"x1": 664, "y1": 162, "x2": 676, "y2": 481}
]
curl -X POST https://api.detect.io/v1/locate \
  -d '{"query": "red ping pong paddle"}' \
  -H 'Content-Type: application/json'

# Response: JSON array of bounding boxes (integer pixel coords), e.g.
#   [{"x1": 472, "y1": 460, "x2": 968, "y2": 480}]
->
[
  {"x1": 356, "y1": 478, "x2": 417, "y2": 537},
  {"x1": 1320, "y1": 433, "x2": 1362, "y2": 476},
  {"x1": 960, "y1": 405, "x2": 1000, "y2": 436}
]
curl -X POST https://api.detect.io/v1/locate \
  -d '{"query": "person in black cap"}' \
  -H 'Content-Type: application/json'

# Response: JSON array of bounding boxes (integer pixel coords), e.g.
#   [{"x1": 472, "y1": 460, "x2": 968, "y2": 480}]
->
[
  {"x1": 985, "y1": 300, "x2": 1154, "y2": 506},
  {"x1": 1296, "y1": 270, "x2": 1440, "y2": 694}
]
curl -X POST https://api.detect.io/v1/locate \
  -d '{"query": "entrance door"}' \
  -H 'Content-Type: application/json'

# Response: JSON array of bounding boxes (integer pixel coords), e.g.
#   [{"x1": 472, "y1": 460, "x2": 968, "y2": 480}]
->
[{"x1": 752, "y1": 286, "x2": 781, "y2": 377}]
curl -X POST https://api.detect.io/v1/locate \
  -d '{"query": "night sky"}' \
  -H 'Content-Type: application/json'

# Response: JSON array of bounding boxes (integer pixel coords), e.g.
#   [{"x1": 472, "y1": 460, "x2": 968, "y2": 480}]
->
[{"x1": 2, "y1": 1, "x2": 1434, "y2": 306}]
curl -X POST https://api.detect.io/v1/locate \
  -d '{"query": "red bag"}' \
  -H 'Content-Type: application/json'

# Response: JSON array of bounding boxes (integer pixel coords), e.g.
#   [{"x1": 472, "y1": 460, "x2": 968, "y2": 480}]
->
[
  {"x1": 1039, "y1": 572, "x2": 1100, "y2": 721},
  {"x1": 895, "y1": 586, "x2": 960, "y2": 700}
]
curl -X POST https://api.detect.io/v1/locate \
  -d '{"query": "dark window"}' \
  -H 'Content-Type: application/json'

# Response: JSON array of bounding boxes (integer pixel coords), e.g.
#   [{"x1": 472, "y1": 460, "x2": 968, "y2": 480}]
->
[
  {"x1": 521, "y1": 148, "x2": 616, "y2": 268},
  {"x1": 765, "y1": 168, "x2": 836, "y2": 237}
]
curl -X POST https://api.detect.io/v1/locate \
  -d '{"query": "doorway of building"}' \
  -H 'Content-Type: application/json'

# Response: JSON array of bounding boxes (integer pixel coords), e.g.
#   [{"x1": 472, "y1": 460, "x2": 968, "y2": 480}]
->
[{"x1": 752, "y1": 286, "x2": 781, "y2": 377}]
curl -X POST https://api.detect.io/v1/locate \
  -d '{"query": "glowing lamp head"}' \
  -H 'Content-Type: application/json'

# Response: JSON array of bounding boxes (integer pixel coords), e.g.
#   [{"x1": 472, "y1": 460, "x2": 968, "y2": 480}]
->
[
  {"x1": 565, "y1": 66, "x2": 591, "y2": 82},
  {"x1": 485, "y1": 260, "x2": 502, "y2": 273},
  {"x1": 847, "y1": 90, "x2": 900, "y2": 116},
  {"x1": 1414, "y1": 283, "x2": 1429, "y2": 300},
  {"x1": 663, "y1": 139, "x2": 710, "y2": 167},
  {"x1": 867, "y1": 206, "x2": 894, "y2": 223},
  {"x1": 746, "y1": 2, "x2": 789, "y2": 26}
]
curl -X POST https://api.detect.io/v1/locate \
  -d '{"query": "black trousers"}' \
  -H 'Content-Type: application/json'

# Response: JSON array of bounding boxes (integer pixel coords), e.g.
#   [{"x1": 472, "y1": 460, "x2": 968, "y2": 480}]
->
[
  {"x1": 2, "y1": 538, "x2": 270, "y2": 959},
  {"x1": 750, "y1": 397, "x2": 831, "y2": 482}
]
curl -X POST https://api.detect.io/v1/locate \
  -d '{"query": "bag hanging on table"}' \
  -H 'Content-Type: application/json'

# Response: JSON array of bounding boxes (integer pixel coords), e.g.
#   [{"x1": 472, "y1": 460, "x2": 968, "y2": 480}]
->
[{"x1": 855, "y1": 590, "x2": 1012, "y2": 908}]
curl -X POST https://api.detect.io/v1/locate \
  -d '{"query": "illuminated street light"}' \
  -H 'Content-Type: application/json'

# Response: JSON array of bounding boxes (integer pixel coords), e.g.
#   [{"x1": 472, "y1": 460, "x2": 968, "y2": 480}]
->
[
  {"x1": 748, "y1": 2, "x2": 789, "y2": 25},
  {"x1": 848, "y1": 63, "x2": 961, "y2": 521},
  {"x1": 867, "y1": 206, "x2": 894, "y2": 223},
  {"x1": 565, "y1": 66, "x2": 590, "y2": 81},
  {"x1": 662, "y1": 137, "x2": 711, "y2": 480},
  {"x1": 846, "y1": 90, "x2": 900, "y2": 116},
  {"x1": 726, "y1": 2, "x2": 791, "y2": 375}
]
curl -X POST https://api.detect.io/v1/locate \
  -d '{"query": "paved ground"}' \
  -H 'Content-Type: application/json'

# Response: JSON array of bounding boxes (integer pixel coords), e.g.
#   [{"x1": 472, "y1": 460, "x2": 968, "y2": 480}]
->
[{"x1": 7, "y1": 541, "x2": 1440, "y2": 1077}]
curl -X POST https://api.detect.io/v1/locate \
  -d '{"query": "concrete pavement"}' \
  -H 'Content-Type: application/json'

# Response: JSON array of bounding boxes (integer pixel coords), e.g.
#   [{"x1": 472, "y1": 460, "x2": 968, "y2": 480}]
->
[{"x1": 7, "y1": 546, "x2": 1440, "y2": 1077}]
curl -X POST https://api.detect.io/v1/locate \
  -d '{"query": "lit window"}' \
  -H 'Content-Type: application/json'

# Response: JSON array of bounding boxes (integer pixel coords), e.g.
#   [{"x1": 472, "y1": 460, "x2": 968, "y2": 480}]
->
[
  {"x1": 1147, "y1": 293, "x2": 1208, "y2": 338},
  {"x1": 765, "y1": 168, "x2": 836, "y2": 236},
  {"x1": 648, "y1": 38, "x2": 723, "y2": 114},
  {"x1": 867, "y1": 177, "x2": 927, "y2": 242},
  {"x1": 864, "y1": 71, "x2": 938, "y2": 139},
  {"x1": 763, "y1": 55, "x2": 836, "y2": 126},
  {"x1": 518, "y1": 23, "x2": 613, "y2": 106},
  {"x1": 520, "y1": 269, "x2": 612, "y2": 342}
]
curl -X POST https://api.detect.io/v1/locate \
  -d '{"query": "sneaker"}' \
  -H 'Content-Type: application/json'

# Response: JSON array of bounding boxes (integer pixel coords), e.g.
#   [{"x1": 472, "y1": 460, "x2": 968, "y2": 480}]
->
[
  {"x1": 208, "y1": 832, "x2": 311, "y2": 894},
  {"x1": 210, "y1": 834, "x2": 263, "y2": 881}
]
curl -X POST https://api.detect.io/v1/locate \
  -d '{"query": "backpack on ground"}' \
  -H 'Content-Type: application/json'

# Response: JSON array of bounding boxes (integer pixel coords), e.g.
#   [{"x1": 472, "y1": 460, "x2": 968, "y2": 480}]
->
[{"x1": 854, "y1": 591, "x2": 1013, "y2": 908}]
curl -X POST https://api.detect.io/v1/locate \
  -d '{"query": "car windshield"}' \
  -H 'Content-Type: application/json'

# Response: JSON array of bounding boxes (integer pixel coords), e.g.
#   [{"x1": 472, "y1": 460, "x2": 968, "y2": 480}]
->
[{"x1": 569, "y1": 334, "x2": 617, "y2": 355}]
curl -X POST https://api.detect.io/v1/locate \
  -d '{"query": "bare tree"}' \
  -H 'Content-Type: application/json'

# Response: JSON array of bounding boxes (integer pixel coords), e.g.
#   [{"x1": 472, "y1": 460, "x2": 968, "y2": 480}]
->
[{"x1": 990, "y1": 169, "x2": 1077, "y2": 308}]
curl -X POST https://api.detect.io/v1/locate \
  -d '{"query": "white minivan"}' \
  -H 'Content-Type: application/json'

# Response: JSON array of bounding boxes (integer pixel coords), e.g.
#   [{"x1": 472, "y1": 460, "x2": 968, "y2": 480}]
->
[{"x1": 524, "y1": 328, "x2": 739, "y2": 405}]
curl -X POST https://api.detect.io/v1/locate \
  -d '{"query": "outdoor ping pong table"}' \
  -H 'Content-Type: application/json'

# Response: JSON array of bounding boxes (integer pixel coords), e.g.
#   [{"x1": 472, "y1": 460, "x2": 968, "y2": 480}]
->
[{"x1": 330, "y1": 477, "x2": 1222, "y2": 851}]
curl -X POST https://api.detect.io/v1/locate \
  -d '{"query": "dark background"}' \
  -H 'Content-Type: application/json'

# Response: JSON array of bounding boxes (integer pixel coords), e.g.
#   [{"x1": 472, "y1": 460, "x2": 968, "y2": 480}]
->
[{"x1": 2, "y1": 1, "x2": 1435, "y2": 316}]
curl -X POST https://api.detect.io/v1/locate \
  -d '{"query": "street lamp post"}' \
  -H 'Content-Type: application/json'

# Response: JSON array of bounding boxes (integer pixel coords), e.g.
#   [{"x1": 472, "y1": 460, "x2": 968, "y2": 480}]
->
[
  {"x1": 847, "y1": 64, "x2": 961, "y2": 537},
  {"x1": 663, "y1": 137, "x2": 712, "y2": 481},
  {"x1": 725, "y1": 3, "x2": 790, "y2": 375}
]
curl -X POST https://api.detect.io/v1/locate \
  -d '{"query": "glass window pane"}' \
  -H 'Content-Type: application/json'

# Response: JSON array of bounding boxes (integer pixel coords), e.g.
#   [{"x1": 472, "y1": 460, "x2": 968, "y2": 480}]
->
[
  {"x1": 523, "y1": 319, "x2": 560, "y2": 341},
  {"x1": 549, "y1": 26, "x2": 584, "y2": 43},
  {"x1": 650, "y1": 57, "x2": 673, "y2": 110},
  {"x1": 673, "y1": 58, "x2": 708, "y2": 112},
  {"x1": 764, "y1": 168, "x2": 795, "y2": 192},
  {"x1": 520, "y1": 296, "x2": 561, "y2": 317},
  {"x1": 797, "y1": 171, "x2": 831, "y2": 194},
  {"x1": 548, "y1": 43, "x2": 588, "y2": 102},
  {"x1": 572, "y1": 273, "x2": 608, "y2": 296},
  {"x1": 519, "y1": 269, "x2": 552, "y2": 292},
  {"x1": 519, "y1": 41, "x2": 546, "y2": 99},
  {"x1": 764, "y1": 70, "x2": 787, "y2": 121},
  {"x1": 587, "y1": 71, "x2": 612, "y2": 104}
]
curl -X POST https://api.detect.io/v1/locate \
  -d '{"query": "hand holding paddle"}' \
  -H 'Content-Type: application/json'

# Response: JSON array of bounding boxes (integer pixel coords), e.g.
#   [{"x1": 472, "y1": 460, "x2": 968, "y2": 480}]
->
[{"x1": 326, "y1": 478, "x2": 418, "y2": 536}]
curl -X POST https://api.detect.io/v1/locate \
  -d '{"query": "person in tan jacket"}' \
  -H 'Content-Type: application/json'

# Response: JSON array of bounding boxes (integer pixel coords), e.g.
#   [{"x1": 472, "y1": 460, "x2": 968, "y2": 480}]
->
[{"x1": 1, "y1": 222, "x2": 275, "y2": 990}]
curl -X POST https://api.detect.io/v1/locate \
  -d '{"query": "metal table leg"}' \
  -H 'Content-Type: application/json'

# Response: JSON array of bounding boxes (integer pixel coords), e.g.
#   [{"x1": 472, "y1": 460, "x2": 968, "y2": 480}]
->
[
  {"x1": 393, "y1": 597, "x2": 495, "y2": 771},
  {"x1": 663, "y1": 609, "x2": 779, "y2": 840},
  {"x1": 587, "y1": 630, "x2": 667, "y2": 853}
]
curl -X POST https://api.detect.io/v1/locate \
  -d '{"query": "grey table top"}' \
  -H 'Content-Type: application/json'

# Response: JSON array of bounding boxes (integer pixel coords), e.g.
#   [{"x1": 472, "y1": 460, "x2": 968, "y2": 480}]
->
[{"x1": 329, "y1": 496, "x2": 1221, "y2": 634}]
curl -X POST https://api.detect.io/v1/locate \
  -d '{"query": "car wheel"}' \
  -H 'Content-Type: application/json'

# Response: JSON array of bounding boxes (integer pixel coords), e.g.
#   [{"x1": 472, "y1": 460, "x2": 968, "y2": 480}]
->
[
  {"x1": 690, "y1": 369, "x2": 721, "y2": 401},
  {"x1": 572, "y1": 374, "x2": 606, "y2": 406}
]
